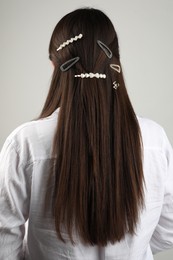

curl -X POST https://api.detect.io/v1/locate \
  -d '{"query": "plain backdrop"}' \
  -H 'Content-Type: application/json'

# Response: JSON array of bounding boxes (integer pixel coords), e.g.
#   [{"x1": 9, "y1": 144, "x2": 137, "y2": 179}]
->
[{"x1": 0, "y1": 0, "x2": 173, "y2": 259}]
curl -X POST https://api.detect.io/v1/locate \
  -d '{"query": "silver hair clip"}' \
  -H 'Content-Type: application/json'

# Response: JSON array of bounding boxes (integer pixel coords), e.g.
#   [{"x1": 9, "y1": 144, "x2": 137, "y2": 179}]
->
[
  {"x1": 75, "y1": 73, "x2": 106, "y2": 79},
  {"x1": 113, "y1": 81, "x2": 120, "y2": 90},
  {"x1": 57, "y1": 33, "x2": 83, "y2": 51},
  {"x1": 60, "y1": 57, "x2": 80, "y2": 72},
  {"x1": 110, "y1": 64, "x2": 121, "y2": 73},
  {"x1": 97, "y1": 40, "x2": 112, "y2": 59}
]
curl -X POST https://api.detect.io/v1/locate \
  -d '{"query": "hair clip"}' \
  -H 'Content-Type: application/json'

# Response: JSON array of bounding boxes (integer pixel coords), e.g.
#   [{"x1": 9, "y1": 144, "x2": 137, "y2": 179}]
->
[
  {"x1": 57, "y1": 33, "x2": 83, "y2": 51},
  {"x1": 113, "y1": 81, "x2": 120, "y2": 90},
  {"x1": 75, "y1": 73, "x2": 106, "y2": 79},
  {"x1": 110, "y1": 64, "x2": 121, "y2": 73},
  {"x1": 97, "y1": 40, "x2": 112, "y2": 59},
  {"x1": 60, "y1": 57, "x2": 80, "y2": 72}
]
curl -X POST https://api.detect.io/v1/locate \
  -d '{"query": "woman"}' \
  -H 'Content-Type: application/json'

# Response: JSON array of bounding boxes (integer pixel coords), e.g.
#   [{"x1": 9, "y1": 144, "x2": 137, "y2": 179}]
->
[{"x1": 0, "y1": 8, "x2": 173, "y2": 260}]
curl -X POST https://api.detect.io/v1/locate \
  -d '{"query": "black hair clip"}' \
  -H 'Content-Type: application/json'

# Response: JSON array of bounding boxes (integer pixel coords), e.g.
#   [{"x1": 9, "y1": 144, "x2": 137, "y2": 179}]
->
[
  {"x1": 97, "y1": 40, "x2": 112, "y2": 59},
  {"x1": 60, "y1": 57, "x2": 80, "y2": 72}
]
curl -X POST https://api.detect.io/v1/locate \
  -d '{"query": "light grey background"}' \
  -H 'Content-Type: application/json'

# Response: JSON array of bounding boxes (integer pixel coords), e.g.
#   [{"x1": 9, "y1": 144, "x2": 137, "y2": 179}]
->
[{"x1": 0, "y1": 0, "x2": 173, "y2": 259}]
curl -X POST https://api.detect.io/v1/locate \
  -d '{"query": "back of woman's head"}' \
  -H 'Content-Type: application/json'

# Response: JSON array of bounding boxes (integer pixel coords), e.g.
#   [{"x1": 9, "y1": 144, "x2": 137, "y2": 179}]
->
[
  {"x1": 49, "y1": 8, "x2": 119, "y2": 67},
  {"x1": 42, "y1": 8, "x2": 144, "y2": 247}
]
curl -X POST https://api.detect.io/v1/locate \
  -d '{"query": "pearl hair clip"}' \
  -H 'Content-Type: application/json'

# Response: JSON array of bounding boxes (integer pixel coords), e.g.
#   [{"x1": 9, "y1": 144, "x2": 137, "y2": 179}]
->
[
  {"x1": 75, "y1": 73, "x2": 106, "y2": 79},
  {"x1": 57, "y1": 33, "x2": 83, "y2": 51}
]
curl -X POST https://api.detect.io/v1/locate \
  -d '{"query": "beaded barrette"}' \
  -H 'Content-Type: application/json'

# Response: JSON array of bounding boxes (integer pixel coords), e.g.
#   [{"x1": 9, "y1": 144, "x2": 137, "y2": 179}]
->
[
  {"x1": 57, "y1": 33, "x2": 83, "y2": 51},
  {"x1": 74, "y1": 73, "x2": 106, "y2": 79}
]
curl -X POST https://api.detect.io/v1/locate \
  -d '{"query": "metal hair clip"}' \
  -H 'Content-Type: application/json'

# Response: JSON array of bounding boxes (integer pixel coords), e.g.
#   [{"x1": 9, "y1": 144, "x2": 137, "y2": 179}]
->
[
  {"x1": 60, "y1": 57, "x2": 80, "y2": 72},
  {"x1": 75, "y1": 73, "x2": 106, "y2": 79},
  {"x1": 57, "y1": 33, "x2": 83, "y2": 51},
  {"x1": 110, "y1": 64, "x2": 121, "y2": 73},
  {"x1": 97, "y1": 40, "x2": 113, "y2": 59}
]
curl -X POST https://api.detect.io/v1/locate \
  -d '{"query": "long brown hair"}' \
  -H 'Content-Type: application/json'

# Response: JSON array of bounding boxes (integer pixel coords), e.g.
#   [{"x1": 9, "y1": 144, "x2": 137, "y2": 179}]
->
[{"x1": 40, "y1": 8, "x2": 144, "y2": 246}]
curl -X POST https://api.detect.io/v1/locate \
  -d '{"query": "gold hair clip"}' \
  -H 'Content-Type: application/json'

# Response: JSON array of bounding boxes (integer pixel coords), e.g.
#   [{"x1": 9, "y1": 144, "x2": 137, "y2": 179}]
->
[{"x1": 110, "y1": 64, "x2": 121, "y2": 73}]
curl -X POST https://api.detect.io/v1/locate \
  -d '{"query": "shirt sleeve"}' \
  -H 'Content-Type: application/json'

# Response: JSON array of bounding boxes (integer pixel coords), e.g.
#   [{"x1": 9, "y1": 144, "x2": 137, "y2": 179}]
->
[
  {"x1": 150, "y1": 130, "x2": 173, "y2": 254},
  {"x1": 0, "y1": 138, "x2": 31, "y2": 260}
]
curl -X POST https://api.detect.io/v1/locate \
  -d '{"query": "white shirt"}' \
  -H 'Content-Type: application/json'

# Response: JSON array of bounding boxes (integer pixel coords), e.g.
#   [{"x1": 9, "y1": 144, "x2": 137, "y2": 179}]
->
[{"x1": 0, "y1": 108, "x2": 173, "y2": 260}]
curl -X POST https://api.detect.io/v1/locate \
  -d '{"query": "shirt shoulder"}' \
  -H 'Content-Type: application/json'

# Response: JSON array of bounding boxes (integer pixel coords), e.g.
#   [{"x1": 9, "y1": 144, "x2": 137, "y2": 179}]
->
[
  {"x1": 137, "y1": 116, "x2": 166, "y2": 150},
  {"x1": 3, "y1": 109, "x2": 60, "y2": 164}
]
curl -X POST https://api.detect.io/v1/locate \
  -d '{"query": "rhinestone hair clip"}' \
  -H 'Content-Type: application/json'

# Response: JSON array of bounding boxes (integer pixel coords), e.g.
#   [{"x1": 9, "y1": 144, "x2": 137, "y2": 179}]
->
[
  {"x1": 113, "y1": 81, "x2": 120, "y2": 90},
  {"x1": 57, "y1": 33, "x2": 83, "y2": 51},
  {"x1": 75, "y1": 73, "x2": 106, "y2": 79}
]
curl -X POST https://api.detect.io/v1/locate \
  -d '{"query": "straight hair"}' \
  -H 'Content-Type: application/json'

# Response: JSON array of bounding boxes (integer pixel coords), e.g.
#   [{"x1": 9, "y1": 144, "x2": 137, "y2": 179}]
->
[{"x1": 40, "y1": 8, "x2": 145, "y2": 246}]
